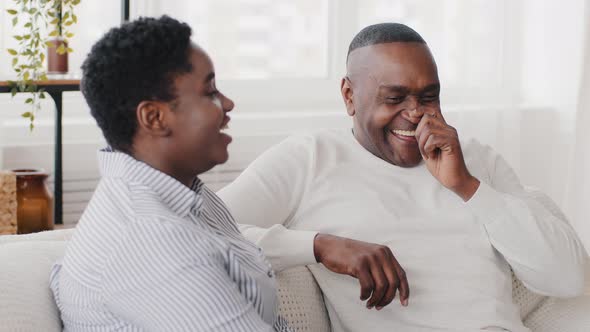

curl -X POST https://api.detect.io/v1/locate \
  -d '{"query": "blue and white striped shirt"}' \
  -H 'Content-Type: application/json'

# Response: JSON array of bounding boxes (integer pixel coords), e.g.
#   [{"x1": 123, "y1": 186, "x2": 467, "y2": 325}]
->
[{"x1": 50, "y1": 149, "x2": 291, "y2": 331}]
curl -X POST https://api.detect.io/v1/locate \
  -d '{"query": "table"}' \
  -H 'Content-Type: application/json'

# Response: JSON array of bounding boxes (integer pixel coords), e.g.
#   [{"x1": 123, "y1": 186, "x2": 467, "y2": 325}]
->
[{"x1": 0, "y1": 80, "x2": 81, "y2": 224}]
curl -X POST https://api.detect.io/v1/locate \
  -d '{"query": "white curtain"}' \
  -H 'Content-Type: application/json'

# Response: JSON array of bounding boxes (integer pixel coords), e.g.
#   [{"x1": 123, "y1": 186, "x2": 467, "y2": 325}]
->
[{"x1": 566, "y1": 0, "x2": 590, "y2": 250}]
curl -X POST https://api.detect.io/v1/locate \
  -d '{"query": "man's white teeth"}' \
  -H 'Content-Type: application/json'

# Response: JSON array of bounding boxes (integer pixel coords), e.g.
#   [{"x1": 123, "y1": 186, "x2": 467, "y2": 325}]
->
[{"x1": 392, "y1": 129, "x2": 415, "y2": 136}]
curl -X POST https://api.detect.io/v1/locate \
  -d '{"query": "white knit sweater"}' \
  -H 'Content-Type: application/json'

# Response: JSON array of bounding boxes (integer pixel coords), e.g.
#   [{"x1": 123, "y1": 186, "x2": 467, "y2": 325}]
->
[{"x1": 218, "y1": 128, "x2": 586, "y2": 332}]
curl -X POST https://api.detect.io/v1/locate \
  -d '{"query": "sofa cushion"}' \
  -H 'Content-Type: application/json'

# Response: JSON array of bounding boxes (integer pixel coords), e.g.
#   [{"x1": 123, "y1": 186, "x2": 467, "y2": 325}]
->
[
  {"x1": 276, "y1": 266, "x2": 331, "y2": 331},
  {"x1": 0, "y1": 241, "x2": 66, "y2": 332}
]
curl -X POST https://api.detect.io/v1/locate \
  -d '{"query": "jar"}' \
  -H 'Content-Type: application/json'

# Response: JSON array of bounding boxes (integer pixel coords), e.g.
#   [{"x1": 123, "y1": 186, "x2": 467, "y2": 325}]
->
[{"x1": 13, "y1": 169, "x2": 54, "y2": 234}]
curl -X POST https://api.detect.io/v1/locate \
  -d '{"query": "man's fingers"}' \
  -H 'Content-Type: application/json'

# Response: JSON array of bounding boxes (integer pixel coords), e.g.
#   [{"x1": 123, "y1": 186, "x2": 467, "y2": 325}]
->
[
  {"x1": 376, "y1": 254, "x2": 399, "y2": 309},
  {"x1": 390, "y1": 255, "x2": 410, "y2": 306},
  {"x1": 396, "y1": 266, "x2": 409, "y2": 306},
  {"x1": 357, "y1": 267, "x2": 374, "y2": 302},
  {"x1": 366, "y1": 259, "x2": 388, "y2": 308}
]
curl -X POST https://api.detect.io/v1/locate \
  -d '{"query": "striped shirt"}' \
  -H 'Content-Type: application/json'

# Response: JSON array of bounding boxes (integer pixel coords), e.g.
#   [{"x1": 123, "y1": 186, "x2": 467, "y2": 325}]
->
[{"x1": 50, "y1": 149, "x2": 292, "y2": 331}]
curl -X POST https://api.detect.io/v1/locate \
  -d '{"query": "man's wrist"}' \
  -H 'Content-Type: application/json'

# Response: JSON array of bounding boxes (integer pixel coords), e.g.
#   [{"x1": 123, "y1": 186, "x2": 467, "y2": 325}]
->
[
  {"x1": 313, "y1": 233, "x2": 330, "y2": 263},
  {"x1": 452, "y1": 175, "x2": 480, "y2": 202}
]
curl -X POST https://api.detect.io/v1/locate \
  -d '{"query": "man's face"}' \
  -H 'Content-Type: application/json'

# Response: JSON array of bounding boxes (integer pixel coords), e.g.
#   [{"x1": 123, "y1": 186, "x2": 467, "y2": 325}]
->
[
  {"x1": 166, "y1": 45, "x2": 234, "y2": 175},
  {"x1": 342, "y1": 42, "x2": 440, "y2": 168}
]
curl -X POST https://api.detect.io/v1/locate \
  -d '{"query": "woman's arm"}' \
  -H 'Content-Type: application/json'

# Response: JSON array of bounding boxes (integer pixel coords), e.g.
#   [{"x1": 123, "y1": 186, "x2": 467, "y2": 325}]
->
[{"x1": 102, "y1": 221, "x2": 276, "y2": 331}]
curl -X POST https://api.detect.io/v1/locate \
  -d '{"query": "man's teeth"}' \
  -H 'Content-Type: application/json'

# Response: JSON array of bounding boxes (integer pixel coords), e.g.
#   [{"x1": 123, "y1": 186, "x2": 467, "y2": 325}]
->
[
  {"x1": 221, "y1": 124, "x2": 229, "y2": 130},
  {"x1": 391, "y1": 129, "x2": 415, "y2": 136}
]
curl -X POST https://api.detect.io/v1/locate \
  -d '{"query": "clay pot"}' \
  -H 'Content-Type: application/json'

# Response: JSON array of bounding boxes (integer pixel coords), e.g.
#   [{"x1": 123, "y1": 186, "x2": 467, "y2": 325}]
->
[
  {"x1": 47, "y1": 38, "x2": 68, "y2": 74},
  {"x1": 13, "y1": 169, "x2": 54, "y2": 234}
]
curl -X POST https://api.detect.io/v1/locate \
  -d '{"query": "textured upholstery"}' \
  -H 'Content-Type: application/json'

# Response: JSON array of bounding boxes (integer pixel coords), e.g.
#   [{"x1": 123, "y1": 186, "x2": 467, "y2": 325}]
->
[
  {"x1": 0, "y1": 241, "x2": 66, "y2": 332},
  {"x1": 276, "y1": 266, "x2": 331, "y2": 331}
]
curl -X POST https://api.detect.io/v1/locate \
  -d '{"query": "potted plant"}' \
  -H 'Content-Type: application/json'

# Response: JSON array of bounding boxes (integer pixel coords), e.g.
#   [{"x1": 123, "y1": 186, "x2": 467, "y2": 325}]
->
[{"x1": 5, "y1": 0, "x2": 79, "y2": 130}]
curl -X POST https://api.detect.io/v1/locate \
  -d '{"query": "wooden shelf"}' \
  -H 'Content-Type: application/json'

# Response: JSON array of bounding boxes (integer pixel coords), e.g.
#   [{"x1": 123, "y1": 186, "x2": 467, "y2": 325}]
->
[{"x1": 0, "y1": 80, "x2": 80, "y2": 87}]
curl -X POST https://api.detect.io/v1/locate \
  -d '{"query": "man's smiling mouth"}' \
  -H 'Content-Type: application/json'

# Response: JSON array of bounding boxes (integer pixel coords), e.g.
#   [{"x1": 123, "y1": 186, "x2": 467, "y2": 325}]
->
[
  {"x1": 388, "y1": 129, "x2": 417, "y2": 143},
  {"x1": 391, "y1": 129, "x2": 416, "y2": 137}
]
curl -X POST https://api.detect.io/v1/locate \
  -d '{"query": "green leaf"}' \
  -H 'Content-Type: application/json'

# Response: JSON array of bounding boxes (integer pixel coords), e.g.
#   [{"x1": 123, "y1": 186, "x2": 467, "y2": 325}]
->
[
  {"x1": 66, "y1": 47, "x2": 73, "y2": 53},
  {"x1": 48, "y1": 30, "x2": 58, "y2": 37},
  {"x1": 45, "y1": 41, "x2": 55, "y2": 48},
  {"x1": 28, "y1": 7, "x2": 36, "y2": 14},
  {"x1": 25, "y1": 98, "x2": 33, "y2": 104},
  {"x1": 23, "y1": 71, "x2": 30, "y2": 81},
  {"x1": 40, "y1": 53, "x2": 45, "y2": 63},
  {"x1": 24, "y1": 22, "x2": 32, "y2": 28},
  {"x1": 13, "y1": 35, "x2": 23, "y2": 41},
  {"x1": 56, "y1": 44, "x2": 66, "y2": 54},
  {"x1": 50, "y1": 18, "x2": 59, "y2": 25},
  {"x1": 29, "y1": 122, "x2": 34, "y2": 131},
  {"x1": 12, "y1": 57, "x2": 18, "y2": 66},
  {"x1": 65, "y1": 32, "x2": 74, "y2": 38},
  {"x1": 63, "y1": 12, "x2": 69, "y2": 20},
  {"x1": 6, "y1": 9, "x2": 17, "y2": 15},
  {"x1": 22, "y1": 112, "x2": 32, "y2": 118},
  {"x1": 7, "y1": 49, "x2": 17, "y2": 55},
  {"x1": 23, "y1": 34, "x2": 31, "y2": 39},
  {"x1": 72, "y1": 14, "x2": 77, "y2": 23},
  {"x1": 40, "y1": 74, "x2": 48, "y2": 81},
  {"x1": 11, "y1": 87, "x2": 17, "y2": 97},
  {"x1": 40, "y1": 92, "x2": 46, "y2": 99},
  {"x1": 65, "y1": 21, "x2": 73, "y2": 26},
  {"x1": 12, "y1": 16, "x2": 17, "y2": 26}
]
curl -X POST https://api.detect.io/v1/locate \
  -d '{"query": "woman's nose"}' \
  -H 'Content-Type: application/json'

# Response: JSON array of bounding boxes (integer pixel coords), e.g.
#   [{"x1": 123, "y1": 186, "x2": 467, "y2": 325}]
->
[{"x1": 221, "y1": 93, "x2": 234, "y2": 113}]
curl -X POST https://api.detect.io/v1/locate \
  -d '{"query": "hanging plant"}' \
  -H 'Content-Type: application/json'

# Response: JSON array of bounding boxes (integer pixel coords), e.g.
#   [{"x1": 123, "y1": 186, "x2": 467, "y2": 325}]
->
[{"x1": 5, "y1": 0, "x2": 80, "y2": 131}]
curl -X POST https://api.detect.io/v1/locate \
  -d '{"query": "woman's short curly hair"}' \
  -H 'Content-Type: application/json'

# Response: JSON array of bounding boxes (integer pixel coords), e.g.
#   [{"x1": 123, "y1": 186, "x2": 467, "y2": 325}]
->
[{"x1": 81, "y1": 15, "x2": 193, "y2": 151}]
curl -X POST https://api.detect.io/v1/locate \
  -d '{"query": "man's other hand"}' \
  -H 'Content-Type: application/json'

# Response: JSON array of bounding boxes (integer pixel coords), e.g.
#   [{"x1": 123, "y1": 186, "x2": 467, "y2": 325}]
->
[
  {"x1": 313, "y1": 233, "x2": 409, "y2": 310},
  {"x1": 415, "y1": 110, "x2": 480, "y2": 201}
]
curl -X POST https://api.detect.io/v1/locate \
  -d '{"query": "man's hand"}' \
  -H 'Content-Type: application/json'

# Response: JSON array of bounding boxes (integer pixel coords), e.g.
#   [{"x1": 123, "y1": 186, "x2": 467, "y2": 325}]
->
[
  {"x1": 313, "y1": 233, "x2": 409, "y2": 310},
  {"x1": 414, "y1": 109, "x2": 480, "y2": 201}
]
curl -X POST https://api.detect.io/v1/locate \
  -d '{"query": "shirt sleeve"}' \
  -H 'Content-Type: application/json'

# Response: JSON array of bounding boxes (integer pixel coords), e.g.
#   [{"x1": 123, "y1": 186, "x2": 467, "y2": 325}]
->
[
  {"x1": 466, "y1": 142, "x2": 587, "y2": 297},
  {"x1": 218, "y1": 136, "x2": 319, "y2": 272},
  {"x1": 102, "y1": 221, "x2": 276, "y2": 332}
]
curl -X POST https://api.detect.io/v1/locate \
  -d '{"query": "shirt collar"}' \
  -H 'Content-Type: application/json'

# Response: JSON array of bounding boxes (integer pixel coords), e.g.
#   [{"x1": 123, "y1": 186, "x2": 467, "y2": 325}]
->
[{"x1": 97, "y1": 147, "x2": 204, "y2": 217}]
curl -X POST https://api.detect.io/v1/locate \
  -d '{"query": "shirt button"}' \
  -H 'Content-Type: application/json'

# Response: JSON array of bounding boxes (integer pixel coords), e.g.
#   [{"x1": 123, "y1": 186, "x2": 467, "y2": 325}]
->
[{"x1": 267, "y1": 270, "x2": 274, "y2": 278}]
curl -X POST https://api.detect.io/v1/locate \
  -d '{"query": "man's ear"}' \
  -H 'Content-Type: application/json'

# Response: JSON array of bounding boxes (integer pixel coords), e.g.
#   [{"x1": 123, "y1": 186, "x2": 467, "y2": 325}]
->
[
  {"x1": 136, "y1": 101, "x2": 172, "y2": 137},
  {"x1": 341, "y1": 77, "x2": 355, "y2": 116}
]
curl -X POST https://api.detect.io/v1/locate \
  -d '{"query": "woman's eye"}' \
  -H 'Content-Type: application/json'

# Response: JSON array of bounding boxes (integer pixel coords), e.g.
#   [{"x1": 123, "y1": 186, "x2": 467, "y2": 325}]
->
[{"x1": 207, "y1": 90, "x2": 219, "y2": 97}]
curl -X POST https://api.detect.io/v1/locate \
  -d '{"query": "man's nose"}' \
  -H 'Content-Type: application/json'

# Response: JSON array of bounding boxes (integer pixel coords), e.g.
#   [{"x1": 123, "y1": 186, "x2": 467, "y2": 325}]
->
[{"x1": 400, "y1": 101, "x2": 425, "y2": 124}]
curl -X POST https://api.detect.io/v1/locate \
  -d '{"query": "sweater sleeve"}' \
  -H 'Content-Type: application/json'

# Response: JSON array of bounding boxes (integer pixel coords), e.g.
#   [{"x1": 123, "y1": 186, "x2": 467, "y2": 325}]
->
[
  {"x1": 218, "y1": 136, "x2": 319, "y2": 272},
  {"x1": 466, "y1": 143, "x2": 587, "y2": 297}
]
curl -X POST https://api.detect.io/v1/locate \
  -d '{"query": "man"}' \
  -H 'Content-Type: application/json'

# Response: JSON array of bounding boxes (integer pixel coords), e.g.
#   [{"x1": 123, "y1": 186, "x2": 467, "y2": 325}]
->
[{"x1": 218, "y1": 23, "x2": 586, "y2": 331}]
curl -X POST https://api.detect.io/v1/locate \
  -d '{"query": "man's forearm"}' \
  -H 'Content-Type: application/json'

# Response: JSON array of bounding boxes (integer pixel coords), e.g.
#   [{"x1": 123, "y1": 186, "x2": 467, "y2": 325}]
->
[
  {"x1": 240, "y1": 223, "x2": 318, "y2": 272},
  {"x1": 467, "y1": 182, "x2": 587, "y2": 297}
]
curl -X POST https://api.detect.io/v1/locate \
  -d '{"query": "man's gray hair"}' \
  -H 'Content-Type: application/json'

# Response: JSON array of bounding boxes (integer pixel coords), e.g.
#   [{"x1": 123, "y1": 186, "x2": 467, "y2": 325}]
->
[{"x1": 347, "y1": 23, "x2": 426, "y2": 63}]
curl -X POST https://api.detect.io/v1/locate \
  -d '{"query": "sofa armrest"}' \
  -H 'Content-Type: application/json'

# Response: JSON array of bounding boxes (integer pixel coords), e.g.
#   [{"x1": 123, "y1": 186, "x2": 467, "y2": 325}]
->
[
  {"x1": 276, "y1": 266, "x2": 330, "y2": 332},
  {"x1": 523, "y1": 294, "x2": 590, "y2": 332},
  {"x1": 524, "y1": 260, "x2": 590, "y2": 332}
]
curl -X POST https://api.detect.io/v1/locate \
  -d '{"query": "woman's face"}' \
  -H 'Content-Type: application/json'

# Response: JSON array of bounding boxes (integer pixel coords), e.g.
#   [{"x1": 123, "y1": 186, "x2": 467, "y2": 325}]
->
[{"x1": 165, "y1": 45, "x2": 234, "y2": 176}]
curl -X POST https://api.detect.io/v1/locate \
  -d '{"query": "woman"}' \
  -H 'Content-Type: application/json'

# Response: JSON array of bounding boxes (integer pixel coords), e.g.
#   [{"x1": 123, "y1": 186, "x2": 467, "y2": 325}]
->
[{"x1": 50, "y1": 16, "x2": 291, "y2": 332}]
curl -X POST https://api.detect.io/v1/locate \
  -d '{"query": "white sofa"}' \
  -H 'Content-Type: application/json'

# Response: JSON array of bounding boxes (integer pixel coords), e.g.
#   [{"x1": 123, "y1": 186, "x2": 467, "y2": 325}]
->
[{"x1": 1, "y1": 190, "x2": 589, "y2": 331}]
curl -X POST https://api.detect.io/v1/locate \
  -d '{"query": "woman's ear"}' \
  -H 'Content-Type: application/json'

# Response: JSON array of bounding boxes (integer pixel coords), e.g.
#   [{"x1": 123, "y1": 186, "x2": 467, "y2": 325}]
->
[
  {"x1": 341, "y1": 77, "x2": 355, "y2": 116},
  {"x1": 136, "y1": 101, "x2": 172, "y2": 137}
]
